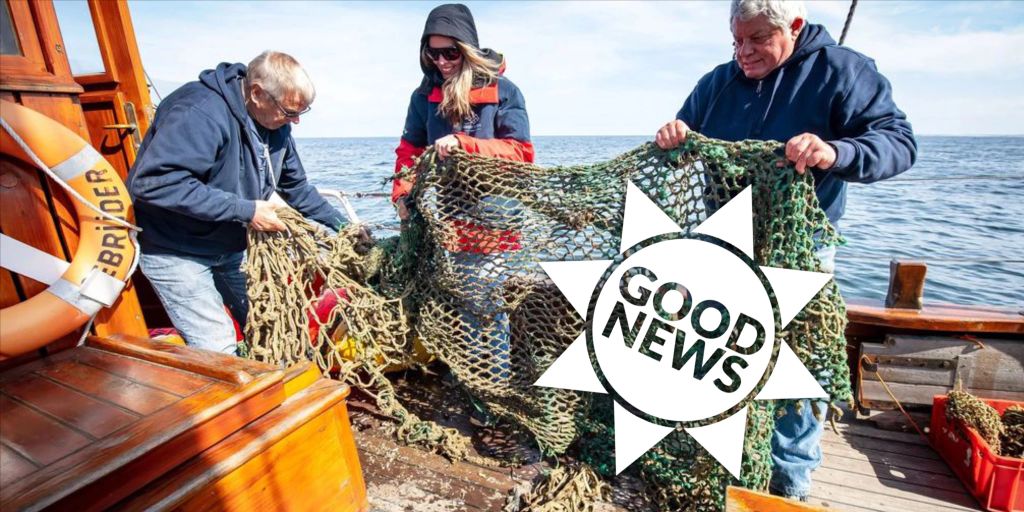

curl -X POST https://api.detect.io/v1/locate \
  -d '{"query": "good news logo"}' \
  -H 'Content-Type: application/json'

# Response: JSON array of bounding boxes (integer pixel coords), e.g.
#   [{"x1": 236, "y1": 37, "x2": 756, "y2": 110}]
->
[{"x1": 537, "y1": 183, "x2": 831, "y2": 476}]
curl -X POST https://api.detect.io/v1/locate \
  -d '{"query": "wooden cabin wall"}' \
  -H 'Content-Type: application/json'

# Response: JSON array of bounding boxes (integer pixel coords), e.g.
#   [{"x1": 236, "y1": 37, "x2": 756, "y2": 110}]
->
[{"x1": 1, "y1": 0, "x2": 148, "y2": 367}]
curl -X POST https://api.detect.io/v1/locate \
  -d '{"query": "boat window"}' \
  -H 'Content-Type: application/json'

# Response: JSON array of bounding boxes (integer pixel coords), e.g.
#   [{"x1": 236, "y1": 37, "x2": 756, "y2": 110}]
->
[
  {"x1": 0, "y1": 0, "x2": 22, "y2": 56},
  {"x1": 52, "y1": 0, "x2": 105, "y2": 75}
]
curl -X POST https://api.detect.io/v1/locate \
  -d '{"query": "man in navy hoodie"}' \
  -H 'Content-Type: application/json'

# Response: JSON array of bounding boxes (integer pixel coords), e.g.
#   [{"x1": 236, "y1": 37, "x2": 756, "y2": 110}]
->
[
  {"x1": 654, "y1": 0, "x2": 916, "y2": 501},
  {"x1": 128, "y1": 51, "x2": 347, "y2": 355}
]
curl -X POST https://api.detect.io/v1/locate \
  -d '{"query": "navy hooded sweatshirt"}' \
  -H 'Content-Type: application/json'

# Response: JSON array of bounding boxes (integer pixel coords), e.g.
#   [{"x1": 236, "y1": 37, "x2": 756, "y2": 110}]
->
[
  {"x1": 677, "y1": 24, "x2": 917, "y2": 226},
  {"x1": 127, "y1": 63, "x2": 343, "y2": 256}
]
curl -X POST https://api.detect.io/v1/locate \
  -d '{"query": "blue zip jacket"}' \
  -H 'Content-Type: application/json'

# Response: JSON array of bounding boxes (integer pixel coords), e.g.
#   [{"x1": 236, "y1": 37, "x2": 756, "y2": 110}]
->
[
  {"x1": 676, "y1": 24, "x2": 917, "y2": 226},
  {"x1": 127, "y1": 63, "x2": 343, "y2": 256},
  {"x1": 401, "y1": 72, "x2": 530, "y2": 146}
]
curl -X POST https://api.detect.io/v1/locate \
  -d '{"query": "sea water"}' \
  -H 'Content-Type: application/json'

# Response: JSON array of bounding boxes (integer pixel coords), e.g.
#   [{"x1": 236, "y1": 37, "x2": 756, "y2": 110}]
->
[{"x1": 296, "y1": 136, "x2": 1024, "y2": 308}]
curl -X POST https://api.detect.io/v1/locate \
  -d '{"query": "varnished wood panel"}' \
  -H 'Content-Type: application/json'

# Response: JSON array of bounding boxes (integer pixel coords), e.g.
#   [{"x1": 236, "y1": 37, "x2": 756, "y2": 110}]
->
[
  {"x1": 35, "y1": 358, "x2": 180, "y2": 415},
  {"x1": 0, "y1": 394, "x2": 91, "y2": 465},
  {"x1": 727, "y1": 487, "x2": 828, "y2": 511},
  {"x1": 0, "y1": 443, "x2": 39, "y2": 488},
  {"x1": 847, "y1": 298, "x2": 1024, "y2": 334},
  {"x1": 72, "y1": 347, "x2": 213, "y2": 397},
  {"x1": 80, "y1": 0, "x2": 153, "y2": 133},
  {"x1": 2, "y1": 372, "x2": 139, "y2": 438},
  {"x1": 79, "y1": 90, "x2": 133, "y2": 180},
  {"x1": 0, "y1": 0, "x2": 82, "y2": 93},
  {"x1": 1, "y1": 336, "x2": 286, "y2": 511},
  {"x1": 0, "y1": 266, "x2": 21, "y2": 308},
  {"x1": 117, "y1": 379, "x2": 368, "y2": 512},
  {"x1": 92, "y1": 334, "x2": 278, "y2": 386},
  {"x1": 0, "y1": 154, "x2": 71, "y2": 299}
]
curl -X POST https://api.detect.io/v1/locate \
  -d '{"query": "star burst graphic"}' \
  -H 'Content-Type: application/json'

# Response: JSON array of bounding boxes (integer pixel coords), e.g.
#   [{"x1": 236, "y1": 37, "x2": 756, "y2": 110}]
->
[{"x1": 535, "y1": 182, "x2": 832, "y2": 477}]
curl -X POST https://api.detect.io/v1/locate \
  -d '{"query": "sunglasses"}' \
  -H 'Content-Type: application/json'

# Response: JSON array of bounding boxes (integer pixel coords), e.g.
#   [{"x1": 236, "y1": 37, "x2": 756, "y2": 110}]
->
[
  {"x1": 425, "y1": 46, "x2": 462, "y2": 62},
  {"x1": 264, "y1": 89, "x2": 311, "y2": 118}
]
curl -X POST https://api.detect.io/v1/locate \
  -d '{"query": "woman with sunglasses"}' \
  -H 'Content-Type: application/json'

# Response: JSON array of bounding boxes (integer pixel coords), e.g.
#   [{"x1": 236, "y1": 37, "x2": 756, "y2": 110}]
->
[{"x1": 391, "y1": 3, "x2": 534, "y2": 398}]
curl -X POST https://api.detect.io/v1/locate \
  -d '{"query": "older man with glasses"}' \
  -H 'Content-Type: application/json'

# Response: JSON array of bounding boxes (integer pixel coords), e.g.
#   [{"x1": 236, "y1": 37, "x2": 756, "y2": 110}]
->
[
  {"x1": 654, "y1": 0, "x2": 917, "y2": 502},
  {"x1": 128, "y1": 50, "x2": 355, "y2": 355}
]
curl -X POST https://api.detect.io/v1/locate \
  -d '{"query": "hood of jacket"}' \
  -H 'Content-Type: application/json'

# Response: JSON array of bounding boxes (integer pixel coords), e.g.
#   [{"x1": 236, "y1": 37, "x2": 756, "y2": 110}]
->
[
  {"x1": 418, "y1": 3, "x2": 505, "y2": 88},
  {"x1": 199, "y1": 62, "x2": 251, "y2": 127},
  {"x1": 420, "y1": 3, "x2": 479, "y2": 50},
  {"x1": 198, "y1": 62, "x2": 274, "y2": 172}
]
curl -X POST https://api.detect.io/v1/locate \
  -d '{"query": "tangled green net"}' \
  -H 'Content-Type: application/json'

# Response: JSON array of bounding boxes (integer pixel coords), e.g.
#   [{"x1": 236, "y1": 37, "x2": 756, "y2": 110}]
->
[{"x1": 243, "y1": 134, "x2": 852, "y2": 511}]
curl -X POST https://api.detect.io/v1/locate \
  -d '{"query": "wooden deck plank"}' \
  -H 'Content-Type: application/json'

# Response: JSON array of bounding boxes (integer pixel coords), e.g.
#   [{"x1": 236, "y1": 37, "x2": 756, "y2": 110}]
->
[
  {"x1": 820, "y1": 452, "x2": 964, "y2": 491},
  {"x1": 357, "y1": 430, "x2": 516, "y2": 492},
  {"x1": 832, "y1": 421, "x2": 928, "y2": 446},
  {"x1": 821, "y1": 430, "x2": 940, "y2": 460},
  {"x1": 357, "y1": 433, "x2": 509, "y2": 511},
  {"x1": 808, "y1": 480, "x2": 975, "y2": 512},
  {"x1": 820, "y1": 440, "x2": 952, "y2": 475},
  {"x1": 814, "y1": 467, "x2": 978, "y2": 510}
]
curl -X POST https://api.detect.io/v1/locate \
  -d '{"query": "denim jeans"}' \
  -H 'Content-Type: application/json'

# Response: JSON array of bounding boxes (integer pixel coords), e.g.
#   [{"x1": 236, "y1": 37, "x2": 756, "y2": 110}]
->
[
  {"x1": 140, "y1": 251, "x2": 247, "y2": 354},
  {"x1": 452, "y1": 251, "x2": 513, "y2": 385},
  {"x1": 770, "y1": 244, "x2": 836, "y2": 497},
  {"x1": 449, "y1": 195, "x2": 534, "y2": 386}
]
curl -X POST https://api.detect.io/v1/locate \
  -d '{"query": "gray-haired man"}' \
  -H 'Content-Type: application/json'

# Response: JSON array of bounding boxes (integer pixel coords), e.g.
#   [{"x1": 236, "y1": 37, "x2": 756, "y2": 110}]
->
[
  {"x1": 128, "y1": 51, "x2": 351, "y2": 354},
  {"x1": 655, "y1": 0, "x2": 916, "y2": 501}
]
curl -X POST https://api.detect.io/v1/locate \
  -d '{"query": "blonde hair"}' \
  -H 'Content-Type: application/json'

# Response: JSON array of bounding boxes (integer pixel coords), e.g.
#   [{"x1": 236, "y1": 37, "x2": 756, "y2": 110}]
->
[
  {"x1": 246, "y1": 50, "x2": 316, "y2": 104},
  {"x1": 422, "y1": 41, "x2": 502, "y2": 126}
]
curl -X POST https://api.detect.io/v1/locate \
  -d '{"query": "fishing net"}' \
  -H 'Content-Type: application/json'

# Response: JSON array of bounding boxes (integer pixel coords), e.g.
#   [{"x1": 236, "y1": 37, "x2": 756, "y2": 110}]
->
[
  {"x1": 946, "y1": 389, "x2": 1004, "y2": 455},
  {"x1": 242, "y1": 133, "x2": 852, "y2": 511},
  {"x1": 244, "y1": 208, "x2": 474, "y2": 459},
  {"x1": 1000, "y1": 405, "x2": 1024, "y2": 458}
]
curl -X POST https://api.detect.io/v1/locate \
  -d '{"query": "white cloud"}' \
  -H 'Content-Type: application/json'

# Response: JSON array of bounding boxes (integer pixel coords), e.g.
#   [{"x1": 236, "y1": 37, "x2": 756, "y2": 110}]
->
[{"x1": 129, "y1": 1, "x2": 1024, "y2": 137}]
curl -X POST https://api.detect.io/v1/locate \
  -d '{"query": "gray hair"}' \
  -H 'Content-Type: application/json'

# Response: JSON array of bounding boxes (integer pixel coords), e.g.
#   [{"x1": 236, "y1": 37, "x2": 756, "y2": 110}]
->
[
  {"x1": 730, "y1": 0, "x2": 807, "y2": 30},
  {"x1": 246, "y1": 50, "x2": 316, "y2": 103}
]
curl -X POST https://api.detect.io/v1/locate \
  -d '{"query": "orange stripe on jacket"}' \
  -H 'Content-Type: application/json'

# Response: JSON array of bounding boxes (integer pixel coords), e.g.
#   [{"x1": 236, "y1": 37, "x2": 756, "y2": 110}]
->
[
  {"x1": 392, "y1": 139, "x2": 426, "y2": 204},
  {"x1": 426, "y1": 84, "x2": 499, "y2": 104}
]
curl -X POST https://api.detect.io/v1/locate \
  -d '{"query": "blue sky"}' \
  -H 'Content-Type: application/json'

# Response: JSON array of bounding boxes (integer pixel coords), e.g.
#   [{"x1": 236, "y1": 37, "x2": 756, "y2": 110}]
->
[{"x1": 58, "y1": 1, "x2": 1024, "y2": 137}]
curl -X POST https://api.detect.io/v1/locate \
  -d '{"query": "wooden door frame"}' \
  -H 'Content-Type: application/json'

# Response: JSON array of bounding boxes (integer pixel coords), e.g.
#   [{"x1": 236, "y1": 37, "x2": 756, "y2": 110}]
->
[
  {"x1": 0, "y1": 0, "x2": 82, "y2": 94},
  {"x1": 74, "y1": 0, "x2": 152, "y2": 134}
]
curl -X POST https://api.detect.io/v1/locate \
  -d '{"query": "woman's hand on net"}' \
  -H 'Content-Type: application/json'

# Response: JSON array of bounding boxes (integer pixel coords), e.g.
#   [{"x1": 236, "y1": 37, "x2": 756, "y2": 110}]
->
[{"x1": 435, "y1": 134, "x2": 461, "y2": 159}]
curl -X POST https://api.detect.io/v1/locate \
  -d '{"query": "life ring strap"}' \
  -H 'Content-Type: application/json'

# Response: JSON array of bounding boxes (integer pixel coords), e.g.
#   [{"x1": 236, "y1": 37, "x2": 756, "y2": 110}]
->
[
  {"x1": 0, "y1": 234, "x2": 126, "y2": 314},
  {"x1": 51, "y1": 144, "x2": 102, "y2": 182}
]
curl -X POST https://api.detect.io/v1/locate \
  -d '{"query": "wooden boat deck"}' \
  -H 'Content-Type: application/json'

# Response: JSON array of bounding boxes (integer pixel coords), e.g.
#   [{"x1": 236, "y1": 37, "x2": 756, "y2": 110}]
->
[
  {"x1": 349, "y1": 370, "x2": 981, "y2": 512},
  {"x1": 810, "y1": 415, "x2": 978, "y2": 512}
]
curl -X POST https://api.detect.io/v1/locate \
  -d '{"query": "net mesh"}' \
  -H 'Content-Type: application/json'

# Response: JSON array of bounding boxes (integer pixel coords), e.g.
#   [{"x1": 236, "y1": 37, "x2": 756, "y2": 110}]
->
[{"x1": 243, "y1": 134, "x2": 852, "y2": 510}]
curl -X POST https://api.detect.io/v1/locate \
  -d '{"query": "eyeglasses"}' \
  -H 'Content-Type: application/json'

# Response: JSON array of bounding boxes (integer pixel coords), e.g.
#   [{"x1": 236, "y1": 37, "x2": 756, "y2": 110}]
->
[
  {"x1": 425, "y1": 46, "x2": 462, "y2": 62},
  {"x1": 265, "y1": 90, "x2": 311, "y2": 118},
  {"x1": 732, "y1": 29, "x2": 779, "y2": 51}
]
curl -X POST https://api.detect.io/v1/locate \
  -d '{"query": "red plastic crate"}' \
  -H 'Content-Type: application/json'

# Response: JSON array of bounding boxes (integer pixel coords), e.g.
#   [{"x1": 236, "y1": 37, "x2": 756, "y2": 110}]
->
[{"x1": 930, "y1": 395, "x2": 1024, "y2": 512}]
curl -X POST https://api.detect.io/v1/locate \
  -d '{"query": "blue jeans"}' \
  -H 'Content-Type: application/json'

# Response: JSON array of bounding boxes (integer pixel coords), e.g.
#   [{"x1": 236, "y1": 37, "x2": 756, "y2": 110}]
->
[
  {"x1": 770, "y1": 244, "x2": 836, "y2": 497},
  {"x1": 452, "y1": 251, "x2": 513, "y2": 385},
  {"x1": 449, "y1": 195, "x2": 533, "y2": 386},
  {"x1": 140, "y1": 251, "x2": 247, "y2": 354}
]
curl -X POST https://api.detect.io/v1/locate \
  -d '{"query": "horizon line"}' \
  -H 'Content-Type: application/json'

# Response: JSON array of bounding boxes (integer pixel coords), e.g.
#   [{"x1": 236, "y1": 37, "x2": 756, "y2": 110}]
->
[{"x1": 295, "y1": 133, "x2": 1024, "y2": 139}]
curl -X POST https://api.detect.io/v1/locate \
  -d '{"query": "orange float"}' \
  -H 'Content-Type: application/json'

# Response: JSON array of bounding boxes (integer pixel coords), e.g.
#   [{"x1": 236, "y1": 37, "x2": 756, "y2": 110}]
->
[{"x1": 0, "y1": 101, "x2": 137, "y2": 359}]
